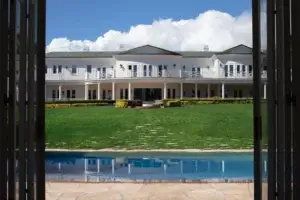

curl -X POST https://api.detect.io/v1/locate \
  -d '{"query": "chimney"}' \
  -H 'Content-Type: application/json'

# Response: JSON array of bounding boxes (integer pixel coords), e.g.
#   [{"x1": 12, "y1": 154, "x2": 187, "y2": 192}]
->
[{"x1": 203, "y1": 45, "x2": 209, "y2": 51}]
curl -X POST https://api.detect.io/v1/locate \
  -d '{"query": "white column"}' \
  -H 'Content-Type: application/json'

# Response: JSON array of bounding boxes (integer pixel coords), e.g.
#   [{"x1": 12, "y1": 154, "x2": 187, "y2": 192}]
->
[
  {"x1": 128, "y1": 82, "x2": 132, "y2": 100},
  {"x1": 263, "y1": 83, "x2": 267, "y2": 99},
  {"x1": 207, "y1": 84, "x2": 211, "y2": 98},
  {"x1": 179, "y1": 69, "x2": 182, "y2": 78},
  {"x1": 112, "y1": 82, "x2": 115, "y2": 100},
  {"x1": 221, "y1": 83, "x2": 225, "y2": 99},
  {"x1": 195, "y1": 83, "x2": 198, "y2": 98},
  {"x1": 163, "y1": 82, "x2": 167, "y2": 99},
  {"x1": 84, "y1": 84, "x2": 88, "y2": 100},
  {"x1": 58, "y1": 85, "x2": 62, "y2": 100},
  {"x1": 85, "y1": 72, "x2": 88, "y2": 80},
  {"x1": 97, "y1": 83, "x2": 101, "y2": 100},
  {"x1": 180, "y1": 83, "x2": 183, "y2": 99}
]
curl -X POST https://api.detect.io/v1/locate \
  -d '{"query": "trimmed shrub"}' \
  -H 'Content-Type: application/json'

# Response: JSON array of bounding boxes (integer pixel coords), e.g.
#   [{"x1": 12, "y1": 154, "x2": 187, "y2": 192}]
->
[
  {"x1": 166, "y1": 100, "x2": 181, "y2": 107},
  {"x1": 115, "y1": 100, "x2": 128, "y2": 108}
]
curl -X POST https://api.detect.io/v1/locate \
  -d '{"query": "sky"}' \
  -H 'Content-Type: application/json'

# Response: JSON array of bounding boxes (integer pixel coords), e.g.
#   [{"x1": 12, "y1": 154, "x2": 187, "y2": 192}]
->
[{"x1": 46, "y1": 0, "x2": 254, "y2": 52}]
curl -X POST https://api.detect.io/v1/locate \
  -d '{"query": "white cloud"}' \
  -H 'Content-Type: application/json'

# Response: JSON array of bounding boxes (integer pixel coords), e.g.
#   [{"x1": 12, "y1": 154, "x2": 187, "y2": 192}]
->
[{"x1": 46, "y1": 10, "x2": 254, "y2": 52}]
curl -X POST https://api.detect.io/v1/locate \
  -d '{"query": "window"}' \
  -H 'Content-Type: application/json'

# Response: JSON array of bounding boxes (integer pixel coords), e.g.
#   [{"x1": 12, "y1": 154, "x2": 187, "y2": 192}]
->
[
  {"x1": 211, "y1": 90, "x2": 215, "y2": 97},
  {"x1": 163, "y1": 65, "x2": 167, "y2": 70},
  {"x1": 53, "y1": 65, "x2": 57, "y2": 74},
  {"x1": 242, "y1": 65, "x2": 246, "y2": 76},
  {"x1": 239, "y1": 90, "x2": 243, "y2": 98},
  {"x1": 149, "y1": 65, "x2": 152, "y2": 76},
  {"x1": 88, "y1": 90, "x2": 92, "y2": 100},
  {"x1": 93, "y1": 90, "x2": 96, "y2": 99},
  {"x1": 192, "y1": 67, "x2": 195, "y2": 77},
  {"x1": 237, "y1": 65, "x2": 240, "y2": 74},
  {"x1": 97, "y1": 68, "x2": 101, "y2": 72},
  {"x1": 172, "y1": 89, "x2": 176, "y2": 99},
  {"x1": 87, "y1": 65, "x2": 92, "y2": 73},
  {"x1": 144, "y1": 65, "x2": 147, "y2": 77},
  {"x1": 234, "y1": 90, "x2": 237, "y2": 98},
  {"x1": 71, "y1": 90, "x2": 76, "y2": 99},
  {"x1": 224, "y1": 65, "x2": 228, "y2": 77},
  {"x1": 66, "y1": 90, "x2": 71, "y2": 99},
  {"x1": 120, "y1": 88, "x2": 124, "y2": 99},
  {"x1": 45, "y1": 65, "x2": 47, "y2": 74},
  {"x1": 71, "y1": 65, "x2": 77, "y2": 74},
  {"x1": 263, "y1": 66, "x2": 267, "y2": 71},
  {"x1": 125, "y1": 88, "x2": 128, "y2": 99},
  {"x1": 229, "y1": 65, "x2": 234, "y2": 76},
  {"x1": 133, "y1": 65, "x2": 137, "y2": 77},
  {"x1": 58, "y1": 65, "x2": 62, "y2": 74},
  {"x1": 158, "y1": 65, "x2": 163, "y2": 77},
  {"x1": 183, "y1": 65, "x2": 186, "y2": 70},
  {"x1": 167, "y1": 88, "x2": 171, "y2": 99},
  {"x1": 128, "y1": 65, "x2": 132, "y2": 70},
  {"x1": 248, "y1": 65, "x2": 253, "y2": 74},
  {"x1": 197, "y1": 67, "x2": 201, "y2": 76}
]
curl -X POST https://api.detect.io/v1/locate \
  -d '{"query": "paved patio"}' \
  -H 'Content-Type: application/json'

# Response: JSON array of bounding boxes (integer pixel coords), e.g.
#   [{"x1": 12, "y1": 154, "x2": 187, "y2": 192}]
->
[{"x1": 46, "y1": 182, "x2": 257, "y2": 200}]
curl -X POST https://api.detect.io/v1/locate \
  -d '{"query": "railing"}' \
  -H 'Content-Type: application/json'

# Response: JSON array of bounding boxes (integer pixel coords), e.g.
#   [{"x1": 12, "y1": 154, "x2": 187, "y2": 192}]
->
[{"x1": 45, "y1": 70, "x2": 267, "y2": 81}]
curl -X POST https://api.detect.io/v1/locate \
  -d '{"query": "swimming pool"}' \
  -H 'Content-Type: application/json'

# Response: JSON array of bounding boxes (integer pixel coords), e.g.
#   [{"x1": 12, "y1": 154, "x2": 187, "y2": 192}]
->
[{"x1": 45, "y1": 151, "x2": 267, "y2": 182}]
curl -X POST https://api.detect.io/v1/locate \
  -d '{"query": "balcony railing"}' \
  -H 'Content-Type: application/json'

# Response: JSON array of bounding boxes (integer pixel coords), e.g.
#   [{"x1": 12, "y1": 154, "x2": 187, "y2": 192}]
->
[{"x1": 45, "y1": 70, "x2": 268, "y2": 81}]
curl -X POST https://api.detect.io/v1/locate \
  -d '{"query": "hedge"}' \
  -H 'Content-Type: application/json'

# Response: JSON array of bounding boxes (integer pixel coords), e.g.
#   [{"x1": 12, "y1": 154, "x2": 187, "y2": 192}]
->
[
  {"x1": 46, "y1": 102, "x2": 110, "y2": 109},
  {"x1": 46, "y1": 100, "x2": 115, "y2": 105},
  {"x1": 163, "y1": 98, "x2": 259, "y2": 107}
]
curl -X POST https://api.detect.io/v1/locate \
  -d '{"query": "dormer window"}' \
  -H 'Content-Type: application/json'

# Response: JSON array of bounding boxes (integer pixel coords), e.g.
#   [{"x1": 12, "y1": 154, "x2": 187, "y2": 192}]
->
[
  {"x1": 128, "y1": 65, "x2": 132, "y2": 70},
  {"x1": 183, "y1": 65, "x2": 186, "y2": 70}
]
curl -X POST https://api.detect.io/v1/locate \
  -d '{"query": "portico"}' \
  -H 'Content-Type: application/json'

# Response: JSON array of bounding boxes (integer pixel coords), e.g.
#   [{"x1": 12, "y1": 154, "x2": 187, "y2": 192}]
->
[{"x1": 45, "y1": 81, "x2": 266, "y2": 101}]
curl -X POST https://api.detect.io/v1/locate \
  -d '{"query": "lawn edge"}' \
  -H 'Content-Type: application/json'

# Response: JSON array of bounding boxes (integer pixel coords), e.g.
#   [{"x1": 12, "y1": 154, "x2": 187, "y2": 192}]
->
[{"x1": 46, "y1": 148, "x2": 258, "y2": 153}]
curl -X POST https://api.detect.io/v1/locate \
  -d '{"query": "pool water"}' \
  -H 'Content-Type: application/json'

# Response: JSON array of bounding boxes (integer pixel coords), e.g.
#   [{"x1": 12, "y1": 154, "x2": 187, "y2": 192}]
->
[{"x1": 45, "y1": 152, "x2": 267, "y2": 182}]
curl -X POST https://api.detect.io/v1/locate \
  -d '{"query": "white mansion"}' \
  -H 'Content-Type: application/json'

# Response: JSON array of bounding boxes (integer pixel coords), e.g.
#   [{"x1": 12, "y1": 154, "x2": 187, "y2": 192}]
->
[{"x1": 45, "y1": 44, "x2": 267, "y2": 101}]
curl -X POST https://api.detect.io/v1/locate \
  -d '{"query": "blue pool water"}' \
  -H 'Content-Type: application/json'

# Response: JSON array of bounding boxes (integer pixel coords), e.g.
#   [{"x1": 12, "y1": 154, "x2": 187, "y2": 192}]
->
[{"x1": 45, "y1": 152, "x2": 267, "y2": 182}]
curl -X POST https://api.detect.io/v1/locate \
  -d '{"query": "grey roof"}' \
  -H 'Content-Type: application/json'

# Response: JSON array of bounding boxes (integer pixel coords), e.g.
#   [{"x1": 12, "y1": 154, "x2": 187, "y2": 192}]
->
[
  {"x1": 176, "y1": 51, "x2": 217, "y2": 58},
  {"x1": 117, "y1": 45, "x2": 182, "y2": 56},
  {"x1": 45, "y1": 44, "x2": 253, "y2": 59},
  {"x1": 45, "y1": 50, "x2": 217, "y2": 58},
  {"x1": 220, "y1": 44, "x2": 252, "y2": 54},
  {"x1": 215, "y1": 54, "x2": 253, "y2": 65}
]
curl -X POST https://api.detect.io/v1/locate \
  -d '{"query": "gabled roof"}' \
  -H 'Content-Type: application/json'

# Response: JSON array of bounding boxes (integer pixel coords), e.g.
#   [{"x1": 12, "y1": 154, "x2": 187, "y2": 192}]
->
[
  {"x1": 216, "y1": 54, "x2": 253, "y2": 65},
  {"x1": 219, "y1": 44, "x2": 252, "y2": 54},
  {"x1": 117, "y1": 45, "x2": 182, "y2": 56}
]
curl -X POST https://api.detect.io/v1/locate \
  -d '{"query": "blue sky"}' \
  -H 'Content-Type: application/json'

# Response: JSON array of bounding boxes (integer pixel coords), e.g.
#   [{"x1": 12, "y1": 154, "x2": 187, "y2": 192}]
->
[{"x1": 46, "y1": 0, "x2": 251, "y2": 45}]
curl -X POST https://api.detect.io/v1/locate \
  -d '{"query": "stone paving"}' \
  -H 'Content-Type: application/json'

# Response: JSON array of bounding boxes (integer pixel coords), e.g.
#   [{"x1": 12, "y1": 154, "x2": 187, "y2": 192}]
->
[{"x1": 46, "y1": 182, "x2": 256, "y2": 200}]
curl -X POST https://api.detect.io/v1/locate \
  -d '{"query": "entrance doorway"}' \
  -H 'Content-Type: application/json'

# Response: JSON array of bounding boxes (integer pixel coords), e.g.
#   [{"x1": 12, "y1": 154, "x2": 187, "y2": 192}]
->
[{"x1": 134, "y1": 88, "x2": 162, "y2": 101}]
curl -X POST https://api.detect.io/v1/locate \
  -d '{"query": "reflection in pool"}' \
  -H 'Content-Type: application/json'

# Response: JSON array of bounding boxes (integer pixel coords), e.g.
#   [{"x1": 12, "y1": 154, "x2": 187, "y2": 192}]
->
[{"x1": 45, "y1": 152, "x2": 267, "y2": 182}]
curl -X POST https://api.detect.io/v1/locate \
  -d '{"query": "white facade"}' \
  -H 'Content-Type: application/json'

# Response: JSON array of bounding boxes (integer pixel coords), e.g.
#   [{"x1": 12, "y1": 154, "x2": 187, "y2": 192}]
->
[{"x1": 45, "y1": 44, "x2": 267, "y2": 101}]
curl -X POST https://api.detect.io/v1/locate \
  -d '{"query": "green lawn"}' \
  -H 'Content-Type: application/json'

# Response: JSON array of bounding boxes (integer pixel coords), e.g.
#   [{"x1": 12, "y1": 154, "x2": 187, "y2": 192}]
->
[{"x1": 46, "y1": 104, "x2": 254, "y2": 149}]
